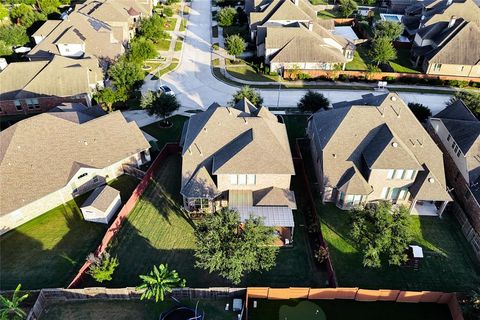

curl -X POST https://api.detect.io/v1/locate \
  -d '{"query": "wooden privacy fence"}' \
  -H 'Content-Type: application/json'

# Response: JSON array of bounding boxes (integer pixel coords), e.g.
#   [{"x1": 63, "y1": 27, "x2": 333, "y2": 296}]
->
[
  {"x1": 27, "y1": 287, "x2": 246, "y2": 320},
  {"x1": 67, "y1": 143, "x2": 181, "y2": 289},
  {"x1": 245, "y1": 287, "x2": 464, "y2": 320}
]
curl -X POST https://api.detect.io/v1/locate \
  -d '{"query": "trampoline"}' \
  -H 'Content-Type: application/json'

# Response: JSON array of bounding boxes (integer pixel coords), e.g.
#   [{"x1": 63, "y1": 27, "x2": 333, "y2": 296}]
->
[
  {"x1": 159, "y1": 305, "x2": 204, "y2": 320},
  {"x1": 279, "y1": 301, "x2": 326, "y2": 320}
]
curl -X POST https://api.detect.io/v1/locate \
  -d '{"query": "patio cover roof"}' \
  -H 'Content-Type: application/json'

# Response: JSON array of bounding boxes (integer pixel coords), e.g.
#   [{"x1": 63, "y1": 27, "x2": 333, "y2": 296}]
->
[{"x1": 235, "y1": 206, "x2": 295, "y2": 227}]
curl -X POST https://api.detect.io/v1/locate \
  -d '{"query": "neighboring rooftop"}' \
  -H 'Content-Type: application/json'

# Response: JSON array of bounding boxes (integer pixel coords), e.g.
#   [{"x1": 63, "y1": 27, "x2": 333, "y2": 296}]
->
[
  {"x1": 0, "y1": 56, "x2": 103, "y2": 101},
  {"x1": 0, "y1": 111, "x2": 150, "y2": 215},
  {"x1": 81, "y1": 185, "x2": 120, "y2": 212}
]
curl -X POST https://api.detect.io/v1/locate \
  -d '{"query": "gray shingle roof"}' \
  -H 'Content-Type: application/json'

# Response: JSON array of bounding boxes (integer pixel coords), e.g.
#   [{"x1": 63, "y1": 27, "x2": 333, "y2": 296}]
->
[
  {"x1": 308, "y1": 93, "x2": 450, "y2": 201},
  {"x1": 337, "y1": 166, "x2": 373, "y2": 195},
  {"x1": 181, "y1": 99, "x2": 294, "y2": 195},
  {"x1": 0, "y1": 111, "x2": 150, "y2": 215},
  {"x1": 81, "y1": 185, "x2": 120, "y2": 212},
  {"x1": 253, "y1": 187, "x2": 297, "y2": 209},
  {"x1": 434, "y1": 99, "x2": 477, "y2": 121},
  {"x1": 181, "y1": 166, "x2": 220, "y2": 198}
]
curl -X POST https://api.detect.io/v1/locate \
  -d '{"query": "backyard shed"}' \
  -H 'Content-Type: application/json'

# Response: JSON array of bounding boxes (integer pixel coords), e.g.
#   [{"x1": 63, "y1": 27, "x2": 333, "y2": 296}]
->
[{"x1": 80, "y1": 185, "x2": 121, "y2": 224}]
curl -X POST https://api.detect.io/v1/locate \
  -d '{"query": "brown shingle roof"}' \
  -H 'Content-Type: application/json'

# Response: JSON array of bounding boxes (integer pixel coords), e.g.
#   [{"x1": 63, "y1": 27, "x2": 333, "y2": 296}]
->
[
  {"x1": 0, "y1": 111, "x2": 150, "y2": 215},
  {"x1": 81, "y1": 185, "x2": 120, "y2": 211},
  {"x1": 308, "y1": 93, "x2": 450, "y2": 201},
  {"x1": 0, "y1": 56, "x2": 103, "y2": 100}
]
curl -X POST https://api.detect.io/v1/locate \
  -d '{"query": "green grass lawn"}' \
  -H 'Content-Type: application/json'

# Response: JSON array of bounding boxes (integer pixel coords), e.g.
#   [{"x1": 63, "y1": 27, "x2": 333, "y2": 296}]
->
[
  {"x1": 0, "y1": 175, "x2": 139, "y2": 290},
  {"x1": 390, "y1": 48, "x2": 420, "y2": 73},
  {"x1": 317, "y1": 9, "x2": 343, "y2": 19},
  {"x1": 297, "y1": 145, "x2": 480, "y2": 293},
  {"x1": 318, "y1": 204, "x2": 480, "y2": 292},
  {"x1": 103, "y1": 154, "x2": 326, "y2": 288},
  {"x1": 248, "y1": 299, "x2": 452, "y2": 320},
  {"x1": 174, "y1": 40, "x2": 183, "y2": 51},
  {"x1": 180, "y1": 17, "x2": 187, "y2": 31},
  {"x1": 163, "y1": 17, "x2": 177, "y2": 31},
  {"x1": 40, "y1": 299, "x2": 234, "y2": 320},
  {"x1": 226, "y1": 63, "x2": 278, "y2": 82},
  {"x1": 0, "y1": 197, "x2": 106, "y2": 290},
  {"x1": 346, "y1": 45, "x2": 420, "y2": 73},
  {"x1": 155, "y1": 38, "x2": 172, "y2": 51},
  {"x1": 153, "y1": 58, "x2": 179, "y2": 77},
  {"x1": 140, "y1": 115, "x2": 187, "y2": 149}
]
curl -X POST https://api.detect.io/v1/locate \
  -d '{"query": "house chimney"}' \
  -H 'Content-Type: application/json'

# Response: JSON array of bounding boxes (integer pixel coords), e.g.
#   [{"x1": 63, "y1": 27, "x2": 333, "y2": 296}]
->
[
  {"x1": 448, "y1": 15, "x2": 457, "y2": 28},
  {"x1": 308, "y1": 20, "x2": 313, "y2": 31},
  {"x1": 294, "y1": 0, "x2": 299, "y2": 6}
]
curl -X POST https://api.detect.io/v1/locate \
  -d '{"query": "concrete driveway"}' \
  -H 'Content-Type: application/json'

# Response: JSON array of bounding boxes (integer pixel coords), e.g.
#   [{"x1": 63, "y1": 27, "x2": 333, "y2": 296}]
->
[{"x1": 143, "y1": 0, "x2": 452, "y2": 112}]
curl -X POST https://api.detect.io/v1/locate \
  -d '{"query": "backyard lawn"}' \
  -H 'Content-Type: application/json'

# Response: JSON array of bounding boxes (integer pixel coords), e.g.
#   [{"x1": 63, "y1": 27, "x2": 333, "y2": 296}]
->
[
  {"x1": 317, "y1": 9, "x2": 342, "y2": 19},
  {"x1": 163, "y1": 17, "x2": 177, "y2": 31},
  {"x1": 140, "y1": 115, "x2": 187, "y2": 149},
  {"x1": 248, "y1": 299, "x2": 452, "y2": 320},
  {"x1": 346, "y1": 45, "x2": 420, "y2": 73},
  {"x1": 40, "y1": 299, "x2": 234, "y2": 320},
  {"x1": 297, "y1": 144, "x2": 480, "y2": 293},
  {"x1": 226, "y1": 63, "x2": 278, "y2": 82},
  {"x1": 104, "y1": 154, "x2": 326, "y2": 288},
  {"x1": 0, "y1": 175, "x2": 139, "y2": 290}
]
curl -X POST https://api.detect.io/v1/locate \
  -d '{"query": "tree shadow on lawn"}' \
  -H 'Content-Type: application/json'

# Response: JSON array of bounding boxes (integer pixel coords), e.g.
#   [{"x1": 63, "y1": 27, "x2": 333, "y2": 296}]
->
[{"x1": 0, "y1": 205, "x2": 107, "y2": 290}]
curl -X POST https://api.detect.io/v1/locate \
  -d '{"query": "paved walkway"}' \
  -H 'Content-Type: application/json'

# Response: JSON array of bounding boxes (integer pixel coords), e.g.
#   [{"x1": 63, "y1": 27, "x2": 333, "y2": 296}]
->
[{"x1": 141, "y1": 0, "x2": 453, "y2": 113}]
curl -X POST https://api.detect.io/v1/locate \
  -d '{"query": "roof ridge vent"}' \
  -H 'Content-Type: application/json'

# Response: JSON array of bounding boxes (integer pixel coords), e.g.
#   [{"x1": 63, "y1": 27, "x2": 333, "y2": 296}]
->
[
  {"x1": 376, "y1": 106, "x2": 385, "y2": 117},
  {"x1": 416, "y1": 138, "x2": 423, "y2": 147},
  {"x1": 390, "y1": 104, "x2": 401, "y2": 118}
]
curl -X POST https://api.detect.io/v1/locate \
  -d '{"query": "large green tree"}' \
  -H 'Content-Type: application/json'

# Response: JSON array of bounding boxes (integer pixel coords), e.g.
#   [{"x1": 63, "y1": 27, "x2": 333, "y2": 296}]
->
[
  {"x1": 136, "y1": 264, "x2": 186, "y2": 302},
  {"x1": 370, "y1": 36, "x2": 397, "y2": 66},
  {"x1": 129, "y1": 37, "x2": 157, "y2": 63},
  {"x1": 0, "y1": 25, "x2": 29, "y2": 47},
  {"x1": 138, "y1": 15, "x2": 167, "y2": 43},
  {"x1": 339, "y1": 0, "x2": 357, "y2": 18},
  {"x1": 374, "y1": 20, "x2": 404, "y2": 41},
  {"x1": 141, "y1": 91, "x2": 181, "y2": 125},
  {"x1": 37, "y1": 0, "x2": 62, "y2": 15},
  {"x1": 194, "y1": 208, "x2": 279, "y2": 284},
  {"x1": 217, "y1": 6, "x2": 236, "y2": 27},
  {"x1": 231, "y1": 85, "x2": 263, "y2": 107},
  {"x1": 108, "y1": 55, "x2": 144, "y2": 93},
  {"x1": 350, "y1": 201, "x2": 411, "y2": 268},
  {"x1": 94, "y1": 87, "x2": 127, "y2": 112},
  {"x1": 450, "y1": 91, "x2": 480, "y2": 118},
  {"x1": 0, "y1": 3, "x2": 9, "y2": 20},
  {"x1": 225, "y1": 34, "x2": 245, "y2": 60},
  {"x1": 0, "y1": 40, "x2": 13, "y2": 57},
  {"x1": 10, "y1": 4, "x2": 45, "y2": 27},
  {"x1": 0, "y1": 284, "x2": 29, "y2": 320},
  {"x1": 297, "y1": 90, "x2": 330, "y2": 113}
]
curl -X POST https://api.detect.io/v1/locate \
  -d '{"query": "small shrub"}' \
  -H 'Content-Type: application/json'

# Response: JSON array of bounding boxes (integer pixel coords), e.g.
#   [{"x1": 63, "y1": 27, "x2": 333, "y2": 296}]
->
[
  {"x1": 269, "y1": 71, "x2": 278, "y2": 76},
  {"x1": 448, "y1": 80, "x2": 469, "y2": 88},
  {"x1": 87, "y1": 252, "x2": 119, "y2": 283},
  {"x1": 212, "y1": 43, "x2": 219, "y2": 50},
  {"x1": 162, "y1": 6, "x2": 174, "y2": 17},
  {"x1": 315, "y1": 246, "x2": 330, "y2": 264},
  {"x1": 298, "y1": 73, "x2": 311, "y2": 80},
  {"x1": 339, "y1": 74, "x2": 349, "y2": 81},
  {"x1": 264, "y1": 66, "x2": 270, "y2": 74}
]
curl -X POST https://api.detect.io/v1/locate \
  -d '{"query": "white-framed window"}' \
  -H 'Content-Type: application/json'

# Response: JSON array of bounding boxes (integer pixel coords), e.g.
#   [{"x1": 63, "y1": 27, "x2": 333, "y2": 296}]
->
[
  {"x1": 394, "y1": 169, "x2": 405, "y2": 179},
  {"x1": 247, "y1": 174, "x2": 256, "y2": 185},
  {"x1": 387, "y1": 170, "x2": 394, "y2": 180},
  {"x1": 238, "y1": 174, "x2": 247, "y2": 185},
  {"x1": 404, "y1": 170, "x2": 416, "y2": 180},
  {"x1": 14, "y1": 100, "x2": 22, "y2": 111},
  {"x1": 230, "y1": 175, "x2": 238, "y2": 185},
  {"x1": 346, "y1": 194, "x2": 362, "y2": 205},
  {"x1": 398, "y1": 188, "x2": 408, "y2": 200},
  {"x1": 381, "y1": 187, "x2": 390, "y2": 199},
  {"x1": 433, "y1": 63, "x2": 442, "y2": 71}
]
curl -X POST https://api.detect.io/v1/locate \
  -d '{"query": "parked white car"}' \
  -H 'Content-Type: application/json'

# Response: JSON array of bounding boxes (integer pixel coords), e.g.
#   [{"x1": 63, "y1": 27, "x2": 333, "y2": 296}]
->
[{"x1": 158, "y1": 85, "x2": 175, "y2": 96}]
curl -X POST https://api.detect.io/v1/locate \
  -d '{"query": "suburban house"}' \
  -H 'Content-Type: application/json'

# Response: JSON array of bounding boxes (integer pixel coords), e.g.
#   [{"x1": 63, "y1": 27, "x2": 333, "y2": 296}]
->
[
  {"x1": 248, "y1": 0, "x2": 354, "y2": 74},
  {"x1": 403, "y1": 0, "x2": 480, "y2": 36},
  {"x1": 0, "y1": 111, "x2": 151, "y2": 235},
  {"x1": 179, "y1": 99, "x2": 297, "y2": 245},
  {"x1": 0, "y1": 55, "x2": 103, "y2": 115},
  {"x1": 28, "y1": 11, "x2": 125, "y2": 64},
  {"x1": 307, "y1": 93, "x2": 451, "y2": 216},
  {"x1": 410, "y1": 17, "x2": 480, "y2": 77},
  {"x1": 80, "y1": 185, "x2": 122, "y2": 224},
  {"x1": 429, "y1": 100, "x2": 480, "y2": 233}
]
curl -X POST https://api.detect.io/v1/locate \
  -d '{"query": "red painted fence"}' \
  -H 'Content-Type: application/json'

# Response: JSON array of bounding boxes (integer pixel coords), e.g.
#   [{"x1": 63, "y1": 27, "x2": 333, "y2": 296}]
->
[{"x1": 67, "y1": 143, "x2": 181, "y2": 288}]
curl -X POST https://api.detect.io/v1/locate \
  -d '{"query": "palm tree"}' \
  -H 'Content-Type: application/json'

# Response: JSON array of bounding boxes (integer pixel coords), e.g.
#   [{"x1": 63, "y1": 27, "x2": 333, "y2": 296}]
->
[
  {"x1": 136, "y1": 264, "x2": 186, "y2": 302},
  {"x1": 0, "y1": 284, "x2": 29, "y2": 320}
]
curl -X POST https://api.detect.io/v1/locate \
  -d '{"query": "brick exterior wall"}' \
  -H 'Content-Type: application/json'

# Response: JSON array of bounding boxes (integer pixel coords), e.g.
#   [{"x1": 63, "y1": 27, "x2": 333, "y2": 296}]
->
[
  {"x1": 0, "y1": 95, "x2": 90, "y2": 116},
  {"x1": 427, "y1": 125, "x2": 480, "y2": 233}
]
